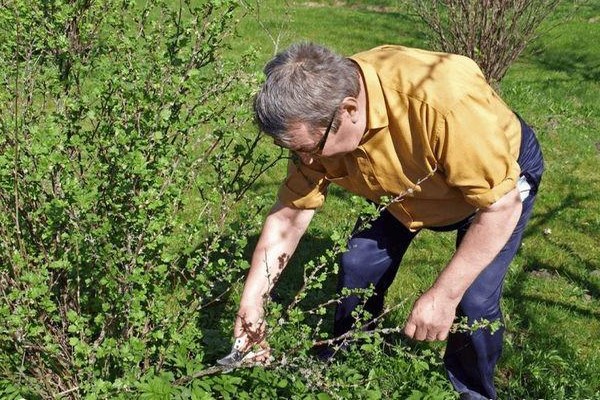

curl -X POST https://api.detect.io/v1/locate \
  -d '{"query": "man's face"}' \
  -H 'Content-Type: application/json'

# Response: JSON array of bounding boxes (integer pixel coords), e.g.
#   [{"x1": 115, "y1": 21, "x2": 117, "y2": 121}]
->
[
  {"x1": 274, "y1": 122, "x2": 328, "y2": 165},
  {"x1": 277, "y1": 110, "x2": 365, "y2": 165}
]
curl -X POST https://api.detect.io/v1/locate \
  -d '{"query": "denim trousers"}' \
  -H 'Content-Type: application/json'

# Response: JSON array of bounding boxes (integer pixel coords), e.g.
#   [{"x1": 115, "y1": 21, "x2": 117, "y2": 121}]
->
[{"x1": 333, "y1": 117, "x2": 544, "y2": 399}]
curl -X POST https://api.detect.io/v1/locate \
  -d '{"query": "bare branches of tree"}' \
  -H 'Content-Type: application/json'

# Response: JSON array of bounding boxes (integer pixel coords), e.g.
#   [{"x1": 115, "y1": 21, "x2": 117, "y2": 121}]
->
[{"x1": 414, "y1": 0, "x2": 562, "y2": 83}]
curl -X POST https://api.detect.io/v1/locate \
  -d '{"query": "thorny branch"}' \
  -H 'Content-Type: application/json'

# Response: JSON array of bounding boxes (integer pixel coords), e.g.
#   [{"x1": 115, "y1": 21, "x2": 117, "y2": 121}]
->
[{"x1": 178, "y1": 168, "x2": 444, "y2": 384}]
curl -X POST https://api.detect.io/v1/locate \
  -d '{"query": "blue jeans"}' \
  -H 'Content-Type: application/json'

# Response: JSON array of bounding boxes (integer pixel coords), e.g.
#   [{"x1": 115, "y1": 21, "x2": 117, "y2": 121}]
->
[{"x1": 334, "y1": 117, "x2": 544, "y2": 399}]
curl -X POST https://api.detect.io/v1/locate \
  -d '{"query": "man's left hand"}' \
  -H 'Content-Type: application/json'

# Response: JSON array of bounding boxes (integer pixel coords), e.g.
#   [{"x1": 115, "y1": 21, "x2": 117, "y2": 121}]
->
[{"x1": 403, "y1": 288, "x2": 460, "y2": 341}]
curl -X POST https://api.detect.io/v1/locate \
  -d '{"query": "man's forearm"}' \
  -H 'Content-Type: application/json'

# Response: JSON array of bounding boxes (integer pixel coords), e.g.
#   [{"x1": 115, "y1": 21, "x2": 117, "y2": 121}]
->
[
  {"x1": 239, "y1": 203, "x2": 315, "y2": 307},
  {"x1": 433, "y1": 187, "x2": 523, "y2": 301},
  {"x1": 404, "y1": 187, "x2": 523, "y2": 341}
]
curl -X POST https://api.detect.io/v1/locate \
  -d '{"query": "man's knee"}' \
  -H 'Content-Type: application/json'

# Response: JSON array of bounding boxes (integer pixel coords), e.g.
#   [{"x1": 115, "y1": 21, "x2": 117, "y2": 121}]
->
[
  {"x1": 459, "y1": 287, "x2": 503, "y2": 321},
  {"x1": 339, "y1": 244, "x2": 376, "y2": 289},
  {"x1": 341, "y1": 242, "x2": 371, "y2": 273}
]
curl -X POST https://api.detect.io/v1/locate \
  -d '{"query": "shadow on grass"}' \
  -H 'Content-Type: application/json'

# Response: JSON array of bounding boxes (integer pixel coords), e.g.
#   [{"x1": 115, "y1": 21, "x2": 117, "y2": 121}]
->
[
  {"x1": 525, "y1": 189, "x2": 599, "y2": 297},
  {"x1": 268, "y1": 233, "x2": 339, "y2": 309},
  {"x1": 526, "y1": 191, "x2": 593, "y2": 232},
  {"x1": 498, "y1": 184, "x2": 600, "y2": 396},
  {"x1": 527, "y1": 23, "x2": 600, "y2": 83},
  {"x1": 501, "y1": 266, "x2": 600, "y2": 397},
  {"x1": 533, "y1": 49, "x2": 600, "y2": 82},
  {"x1": 511, "y1": 257, "x2": 599, "y2": 319}
]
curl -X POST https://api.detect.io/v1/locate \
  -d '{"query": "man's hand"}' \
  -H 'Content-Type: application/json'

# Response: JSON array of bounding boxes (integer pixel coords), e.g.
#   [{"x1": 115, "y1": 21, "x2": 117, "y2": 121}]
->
[
  {"x1": 229, "y1": 203, "x2": 314, "y2": 365},
  {"x1": 232, "y1": 303, "x2": 271, "y2": 364},
  {"x1": 403, "y1": 287, "x2": 460, "y2": 342},
  {"x1": 234, "y1": 303, "x2": 265, "y2": 342},
  {"x1": 404, "y1": 188, "x2": 522, "y2": 342}
]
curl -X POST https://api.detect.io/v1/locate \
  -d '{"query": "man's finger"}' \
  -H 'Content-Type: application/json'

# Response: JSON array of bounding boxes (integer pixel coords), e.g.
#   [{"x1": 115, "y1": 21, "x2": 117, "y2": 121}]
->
[
  {"x1": 413, "y1": 326, "x2": 427, "y2": 341},
  {"x1": 403, "y1": 322, "x2": 416, "y2": 339},
  {"x1": 233, "y1": 320, "x2": 244, "y2": 338},
  {"x1": 244, "y1": 348, "x2": 271, "y2": 364},
  {"x1": 243, "y1": 340, "x2": 272, "y2": 365}
]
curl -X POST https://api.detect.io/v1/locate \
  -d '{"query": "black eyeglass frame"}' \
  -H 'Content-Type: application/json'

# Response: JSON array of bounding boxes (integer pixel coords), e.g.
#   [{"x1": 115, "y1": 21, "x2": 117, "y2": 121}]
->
[{"x1": 308, "y1": 109, "x2": 337, "y2": 156}]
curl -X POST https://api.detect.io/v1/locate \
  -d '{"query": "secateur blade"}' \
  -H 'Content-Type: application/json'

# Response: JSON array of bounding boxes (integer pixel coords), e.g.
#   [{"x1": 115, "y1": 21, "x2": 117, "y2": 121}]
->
[{"x1": 216, "y1": 337, "x2": 247, "y2": 366}]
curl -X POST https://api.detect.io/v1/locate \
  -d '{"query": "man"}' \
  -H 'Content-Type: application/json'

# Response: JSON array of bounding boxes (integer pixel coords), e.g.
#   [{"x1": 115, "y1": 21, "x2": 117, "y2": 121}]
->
[{"x1": 232, "y1": 43, "x2": 544, "y2": 399}]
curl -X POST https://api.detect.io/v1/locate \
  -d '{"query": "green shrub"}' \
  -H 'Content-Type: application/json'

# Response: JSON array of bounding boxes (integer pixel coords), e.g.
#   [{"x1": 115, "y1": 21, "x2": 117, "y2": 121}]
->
[
  {"x1": 0, "y1": 1, "x2": 487, "y2": 398},
  {"x1": 0, "y1": 0, "x2": 274, "y2": 397}
]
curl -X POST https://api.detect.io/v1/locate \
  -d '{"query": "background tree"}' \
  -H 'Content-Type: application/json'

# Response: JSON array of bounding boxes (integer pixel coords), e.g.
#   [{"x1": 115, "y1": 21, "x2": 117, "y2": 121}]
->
[{"x1": 414, "y1": 0, "x2": 561, "y2": 83}]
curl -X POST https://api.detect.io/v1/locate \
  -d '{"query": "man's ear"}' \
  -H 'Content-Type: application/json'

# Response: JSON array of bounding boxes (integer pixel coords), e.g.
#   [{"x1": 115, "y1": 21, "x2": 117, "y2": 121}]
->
[{"x1": 340, "y1": 97, "x2": 360, "y2": 123}]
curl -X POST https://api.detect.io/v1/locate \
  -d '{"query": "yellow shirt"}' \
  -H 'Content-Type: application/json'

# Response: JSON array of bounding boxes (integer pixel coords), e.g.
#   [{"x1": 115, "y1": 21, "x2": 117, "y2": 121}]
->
[{"x1": 277, "y1": 45, "x2": 522, "y2": 230}]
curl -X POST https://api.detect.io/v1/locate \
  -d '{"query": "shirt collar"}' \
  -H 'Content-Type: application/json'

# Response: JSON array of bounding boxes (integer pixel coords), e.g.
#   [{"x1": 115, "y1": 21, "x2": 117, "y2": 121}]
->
[{"x1": 349, "y1": 57, "x2": 388, "y2": 130}]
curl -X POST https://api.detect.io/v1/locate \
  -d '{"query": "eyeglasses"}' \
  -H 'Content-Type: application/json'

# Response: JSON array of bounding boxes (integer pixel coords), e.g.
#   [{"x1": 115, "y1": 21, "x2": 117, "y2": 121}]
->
[{"x1": 307, "y1": 110, "x2": 337, "y2": 156}]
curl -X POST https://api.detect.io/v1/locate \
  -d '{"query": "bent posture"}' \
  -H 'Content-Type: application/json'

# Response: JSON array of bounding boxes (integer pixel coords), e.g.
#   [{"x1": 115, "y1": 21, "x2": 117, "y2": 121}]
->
[{"x1": 234, "y1": 43, "x2": 544, "y2": 399}]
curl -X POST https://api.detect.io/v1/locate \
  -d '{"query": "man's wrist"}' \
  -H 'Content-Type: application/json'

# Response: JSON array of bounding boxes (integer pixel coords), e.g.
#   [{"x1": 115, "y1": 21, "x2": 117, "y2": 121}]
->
[
  {"x1": 239, "y1": 295, "x2": 266, "y2": 309},
  {"x1": 431, "y1": 281, "x2": 463, "y2": 304}
]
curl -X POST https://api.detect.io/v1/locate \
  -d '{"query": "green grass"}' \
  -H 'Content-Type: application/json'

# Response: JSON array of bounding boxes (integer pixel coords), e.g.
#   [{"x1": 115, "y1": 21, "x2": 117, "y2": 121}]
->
[{"x1": 223, "y1": 0, "x2": 600, "y2": 397}]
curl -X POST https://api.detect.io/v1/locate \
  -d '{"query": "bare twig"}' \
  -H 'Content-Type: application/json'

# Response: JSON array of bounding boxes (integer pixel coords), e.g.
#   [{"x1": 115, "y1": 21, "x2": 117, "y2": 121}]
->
[
  {"x1": 414, "y1": 0, "x2": 561, "y2": 82},
  {"x1": 241, "y1": 0, "x2": 292, "y2": 55},
  {"x1": 56, "y1": 385, "x2": 80, "y2": 398}
]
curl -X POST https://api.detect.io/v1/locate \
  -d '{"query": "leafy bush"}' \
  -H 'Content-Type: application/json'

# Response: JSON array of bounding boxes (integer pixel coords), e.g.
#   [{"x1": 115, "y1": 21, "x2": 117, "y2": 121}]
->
[
  {"x1": 0, "y1": 1, "x2": 489, "y2": 398},
  {"x1": 0, "y1": 0, "x2": 276, "y2": 397}
]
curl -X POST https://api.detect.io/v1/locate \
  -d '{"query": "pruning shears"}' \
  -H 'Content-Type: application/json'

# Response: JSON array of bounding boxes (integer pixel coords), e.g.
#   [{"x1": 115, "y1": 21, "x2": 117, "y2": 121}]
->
[
  {"x1": 217, "y1": 338, "x2": 247, "y2": 366},
  {"x1": 217, "y1": 337, "x2": 271, "y2": 367}
]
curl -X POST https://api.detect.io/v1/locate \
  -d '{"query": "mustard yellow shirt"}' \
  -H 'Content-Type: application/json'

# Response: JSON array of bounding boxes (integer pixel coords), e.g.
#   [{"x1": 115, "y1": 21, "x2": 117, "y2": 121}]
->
[{"x1": 277, "y1": 45, "x2": 522, "y2": 230}]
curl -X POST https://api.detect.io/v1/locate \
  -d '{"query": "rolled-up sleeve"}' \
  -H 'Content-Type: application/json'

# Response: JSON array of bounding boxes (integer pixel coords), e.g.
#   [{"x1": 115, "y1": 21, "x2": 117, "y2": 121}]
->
[
  {"x1": 277, "y1": 156, "x2": 330, "y2": 209},
  {"x1": 434, "y1": 92, "x2": 521, "y2": 209}
]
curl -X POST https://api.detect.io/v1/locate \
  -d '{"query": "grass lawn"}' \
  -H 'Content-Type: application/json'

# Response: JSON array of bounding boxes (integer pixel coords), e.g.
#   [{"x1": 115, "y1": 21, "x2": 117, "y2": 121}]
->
[{"x1": 224, "y1": 0, "x2": 600, "y2": 398}]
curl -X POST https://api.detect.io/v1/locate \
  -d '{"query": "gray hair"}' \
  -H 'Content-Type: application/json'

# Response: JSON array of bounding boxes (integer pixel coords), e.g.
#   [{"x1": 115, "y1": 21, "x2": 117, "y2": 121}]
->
[{"x1": 253, "y1": 42, "x2": 360, "y2": 146}]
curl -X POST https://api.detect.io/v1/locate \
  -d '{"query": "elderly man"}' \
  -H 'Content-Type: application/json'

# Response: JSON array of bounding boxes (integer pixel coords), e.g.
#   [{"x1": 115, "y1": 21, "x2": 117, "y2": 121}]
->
[{"x1": 232, "y1": 42, "x2": 544, "y2": 399}]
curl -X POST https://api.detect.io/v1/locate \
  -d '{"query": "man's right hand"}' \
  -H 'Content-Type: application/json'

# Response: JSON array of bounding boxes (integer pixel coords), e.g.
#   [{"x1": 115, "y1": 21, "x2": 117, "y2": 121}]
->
[
  {"x1": 234, "y1": 303, "x2": 265, "y2": 343},
  {"x1": 229, "y1": 202, "x2": 315, "y2": 365},
  {"x1": 232, "y1": 303, "x2": 271, "y2": 363}
]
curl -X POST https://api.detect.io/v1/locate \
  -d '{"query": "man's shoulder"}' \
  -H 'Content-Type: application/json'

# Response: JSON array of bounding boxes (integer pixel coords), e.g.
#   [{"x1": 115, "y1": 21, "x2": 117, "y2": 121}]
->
[
  {"x1": 351, "y1": 45, "x2": 477, "y2": 70},
  {"x1": 350, "y1": 45, "x2": 488, "y2": 113}
]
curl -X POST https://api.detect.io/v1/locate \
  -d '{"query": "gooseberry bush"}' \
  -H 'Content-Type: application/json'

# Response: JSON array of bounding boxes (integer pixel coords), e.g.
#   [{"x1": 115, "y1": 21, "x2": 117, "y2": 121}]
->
[
  {"x1": 0, "y1": 0, "x2": 276, "y2": 397},
  {"x1": 0, "y1": 1, "x2": 456, "y2": 398}
]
